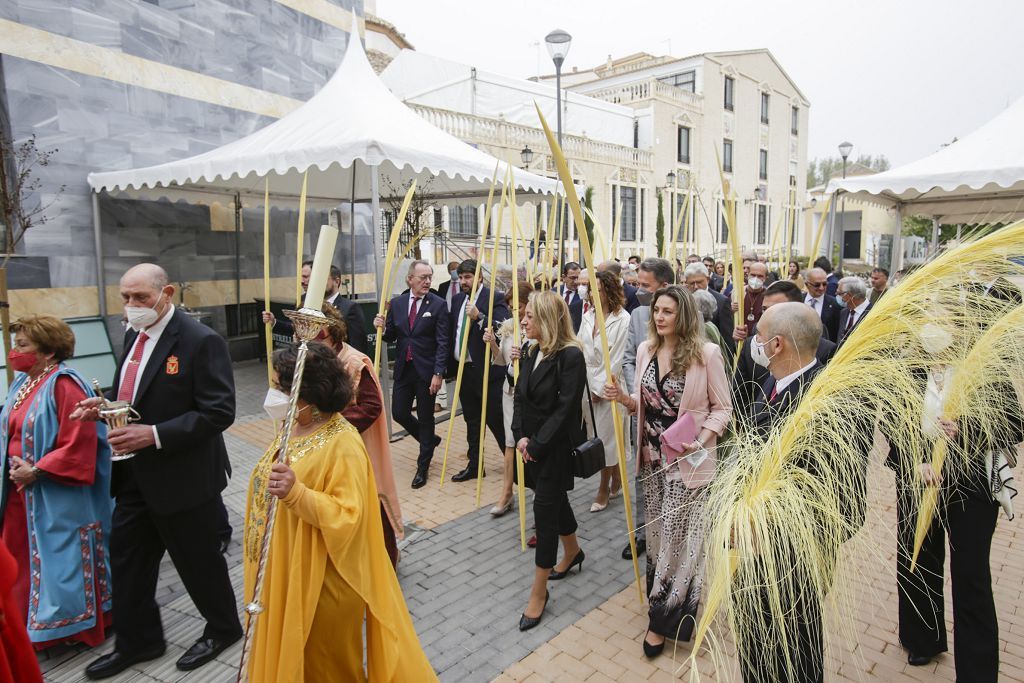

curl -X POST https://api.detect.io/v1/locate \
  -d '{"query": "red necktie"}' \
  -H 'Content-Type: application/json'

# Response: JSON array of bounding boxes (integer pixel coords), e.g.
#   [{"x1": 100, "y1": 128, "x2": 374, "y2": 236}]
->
[
  {"x1": 406, "y1": 297, "x2": 419, "y2": 361},
  {"x1": 845, "y1": 311, "x2": 856, "y2": 335},
  {"x1": 118, "y1": 332, "x2": 149, "y2": 402},
  {"x1": 565, "y1": 290, "x2": 572, "y2": 305},
  {"x1": 583, "y1": 302, "x2": 589, "y2": 314},
  {"x1": 769, "y1": 385, "x2": 778, "y2": 402}
]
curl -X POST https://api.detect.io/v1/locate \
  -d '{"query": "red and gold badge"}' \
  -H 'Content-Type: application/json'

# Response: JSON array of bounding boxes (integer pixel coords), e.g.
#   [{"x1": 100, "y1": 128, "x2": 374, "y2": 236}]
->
[{"x1": 165, "y1": 355, "x2": 180, "y2": 375}]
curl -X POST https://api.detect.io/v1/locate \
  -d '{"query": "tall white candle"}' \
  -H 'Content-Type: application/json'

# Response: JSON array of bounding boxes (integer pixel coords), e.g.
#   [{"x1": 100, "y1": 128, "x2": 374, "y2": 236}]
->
[{"x1": 303, "y1": 224, "x2": 339, "y2": 312}]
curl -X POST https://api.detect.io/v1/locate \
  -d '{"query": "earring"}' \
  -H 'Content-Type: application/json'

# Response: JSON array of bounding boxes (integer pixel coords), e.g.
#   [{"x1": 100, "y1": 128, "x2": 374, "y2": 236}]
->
[{"x1": 310, "y1": 406, "x2": 323, "y2": 422}]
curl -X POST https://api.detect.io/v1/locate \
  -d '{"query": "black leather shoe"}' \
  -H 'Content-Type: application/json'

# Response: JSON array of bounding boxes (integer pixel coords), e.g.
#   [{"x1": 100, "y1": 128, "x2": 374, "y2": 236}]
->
[
  {"x1": 452, "y1": 465, "x2": 484, "y2": 482},
  {"x1": 622, "y1": 538, "x2": 646, "y2": 560},
  {"x1": 176, "y1": 635, "x2": 240, "y2": 671},
  {"x1": 411, "y1": 469, "x2": 428, "y2": 489},
  {"x1": 643, "y1": 630, "x2": 665, "y2": 658},
  {"x1": 433, "y1": 434, "x2": 442, "y2": 449},
  {"x1": 518, "y1": 590, "x2": 549, "y2": 632},
  {"x1": 85, "y1": 645, "x2": 166, "y2": 679},
  {"x1": 218, "y1": 537, "x2": 230, "y2": 554},
  {"x1": 549, "y1": 550, "x2": 585, "y2": 580},
  {"x1": 907, "y1": 652, "x2": 933, "y2": 666}
]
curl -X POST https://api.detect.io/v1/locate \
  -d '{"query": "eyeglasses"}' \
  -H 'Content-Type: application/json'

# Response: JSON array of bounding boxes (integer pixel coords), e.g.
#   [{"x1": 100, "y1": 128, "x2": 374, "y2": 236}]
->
[
  {"x1": 836, "y1": 290, "x2": 848, "y2": 297},
  {"x1": 807, "y1": 281, "x2": 826, "y2": 289}
]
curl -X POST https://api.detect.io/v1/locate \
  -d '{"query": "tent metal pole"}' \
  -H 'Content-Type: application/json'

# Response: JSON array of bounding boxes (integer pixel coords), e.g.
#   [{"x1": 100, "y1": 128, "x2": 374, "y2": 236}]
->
[
  {"x1": 91, "y1": 192, "x2": 107, "y2": 319},
  {"x1": 350, "y1": 165, "x2": 357, "y2": 297},
  {"x1": 930, "y1": 217, "x2": 940, "y2": 257},
  {"x1": 370, "y1": 165, "x2": 394, "y2": 438},
  {"x1": 234, "y1": 192, "x2": 242, "y2": 334},
  {"x1": 892, "y1": 205, "x2": 903, "y2": 273}
]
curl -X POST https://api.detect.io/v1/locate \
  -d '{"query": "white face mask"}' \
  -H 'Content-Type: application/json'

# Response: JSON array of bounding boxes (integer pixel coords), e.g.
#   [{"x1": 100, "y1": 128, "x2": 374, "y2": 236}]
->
[
  {"x1": 751, "y1": 335, "x2": 778, "y2": 368},
  {"x1": 748, "y1": 277, "x2": 765, "y2": 291},
  {"x1": 263, "y1": 388, "x2": 291, "y2": 422},
  {"x1": 919, "y1": 323, "x2": 953, "y2": 355},
  {"x1": 125, "y1": 293, "x2": 165, "y2": 332},
  {"x1": 577, "y1": 285, "x2": 589, "y2": 302}
]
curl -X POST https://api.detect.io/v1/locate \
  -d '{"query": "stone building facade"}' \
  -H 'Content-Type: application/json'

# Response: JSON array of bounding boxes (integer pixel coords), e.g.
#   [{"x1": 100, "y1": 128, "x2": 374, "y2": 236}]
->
[{"x1": 0, "y1": 0, "x2": 364, "y2": 352}]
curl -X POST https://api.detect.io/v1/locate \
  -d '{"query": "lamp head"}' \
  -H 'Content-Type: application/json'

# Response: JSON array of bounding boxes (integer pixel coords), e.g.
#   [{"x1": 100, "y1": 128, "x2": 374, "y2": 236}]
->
[
  {"x1": 666, "y1": 171, "x2": 677, "y2": 187},
  {"x1": 521, "y1": 145, "x2": 534, "y2": 166},
  {"x1": 838, "y1": 140, "x2": 853, "y2": 160},
  {"x1": 545, "y1": 29, "x2": 572, "y2": 67}
]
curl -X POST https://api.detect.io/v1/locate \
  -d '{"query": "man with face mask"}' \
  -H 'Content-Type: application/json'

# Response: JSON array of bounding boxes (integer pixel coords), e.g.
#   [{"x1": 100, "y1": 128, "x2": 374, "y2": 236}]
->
[
  {"x1": 740, "y1": 302, "x2": 841, "y2": 683},
  {"x1": 436, "y1": 260, "x2": 461, "y2": 309},
  {"x1": 619, "y1": 257, "x2": 675, "y2": 561},
  {"x1": 597, "y1": 260, "x2": 641, "y2": 313},
  {"x1": 732, "y1": 280, "x2": 836, "y2": 422},
  {"x1": 72, "y1": 264, "x2": 241, "y2": 679},
  {"x1": 730, "y1": 261, "x2": 769, "y2": 341}
]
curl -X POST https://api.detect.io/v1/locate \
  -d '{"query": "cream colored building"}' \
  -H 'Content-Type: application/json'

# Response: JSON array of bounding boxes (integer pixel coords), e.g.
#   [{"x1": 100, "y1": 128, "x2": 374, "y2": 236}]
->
[{"x1": 546, "y1": 50, "x2": 811, "y2": 262}]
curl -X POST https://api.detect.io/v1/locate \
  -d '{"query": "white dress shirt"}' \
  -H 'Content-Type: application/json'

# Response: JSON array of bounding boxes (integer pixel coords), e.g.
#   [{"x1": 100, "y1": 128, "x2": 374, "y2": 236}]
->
[
  {"x1": 774, "y1": 359, "x2": 817, "y2": 395},
  {"x1": 119, "y1": 304, "x2": 176, "y2": 448},
  {"x1": 805, "y1": 293, "x2": 826, "y2": 318}
]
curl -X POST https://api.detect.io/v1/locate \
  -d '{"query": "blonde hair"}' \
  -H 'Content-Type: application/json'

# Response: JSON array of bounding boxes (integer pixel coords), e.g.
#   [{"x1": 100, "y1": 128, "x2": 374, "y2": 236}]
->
[
  {"x1": 527, "y1": 290, "x2": 580, "y2": 357},
  {"x1": 647, "y1": 285, "x2": 705, "y2": 373}
]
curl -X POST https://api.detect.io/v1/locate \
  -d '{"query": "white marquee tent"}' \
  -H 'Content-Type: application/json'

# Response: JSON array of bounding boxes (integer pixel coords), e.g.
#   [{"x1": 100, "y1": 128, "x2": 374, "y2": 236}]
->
[{"x1": 826, "y1": 96, "x2": 1024, "y2": 268}]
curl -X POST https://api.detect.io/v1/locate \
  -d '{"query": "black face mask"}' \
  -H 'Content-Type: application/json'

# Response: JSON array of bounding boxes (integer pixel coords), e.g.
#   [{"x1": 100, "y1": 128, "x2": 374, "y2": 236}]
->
[{"x1": 636, "y1": 289, "x2": 654, "y2": 306}]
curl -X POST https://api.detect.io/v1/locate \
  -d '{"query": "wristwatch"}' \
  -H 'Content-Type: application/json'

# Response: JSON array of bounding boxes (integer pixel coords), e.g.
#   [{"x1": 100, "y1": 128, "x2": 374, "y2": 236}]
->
[
  {"x1": 693, "y1": 437, "x2": 705, "y2": 451},
  {"x1": 30, "y1": 466, "x2": 44, "y2": 480}
]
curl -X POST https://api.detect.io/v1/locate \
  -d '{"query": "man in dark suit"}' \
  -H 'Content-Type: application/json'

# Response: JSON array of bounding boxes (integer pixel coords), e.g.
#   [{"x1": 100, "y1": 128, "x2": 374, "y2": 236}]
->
[
  {"x1": 322, "y1": 265, "x2": 369, "y2": 354},
  {"x1": 804, "y1": 267, "x2": 841, "y2": 342},
  {"x1": 732, "y1": 280, "x2": 836, "y2": 422},
  {"x1": 374, "y1": 260, "x2": 450, "y2": 488},
  {"x1": 449, "y1": 259, "x2": 510, "y2": 482},
  {"x1": 703, "y1": 256, "x2": 724, "y2": 292},
  {"x1": 683, "y1": 262, "x2": 734, "y2": 348},
  {"x1": 739, "y1": 302, "x2": 866, "y2": 683},
  {"x1": 75, "y1": 264, "x2": 241, "y2": 679},
  {"x1": 436, "y1": 260, "x2": 460, "y2": 309},
  {"x1": 556, "y1": 261, "x2": 584, "y2": 333},
  {"x1": 262, "y1": 261, "x2": 368, "y2": 354},
  {"x1": 835, "y1": 276, "x2": 873, "y2": 347}
]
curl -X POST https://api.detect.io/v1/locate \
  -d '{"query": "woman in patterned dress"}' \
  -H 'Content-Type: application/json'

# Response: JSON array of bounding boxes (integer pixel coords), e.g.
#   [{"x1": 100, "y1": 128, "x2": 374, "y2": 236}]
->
[{"x1": 604, "y1": 286, "x2": 732, "y2": 657}]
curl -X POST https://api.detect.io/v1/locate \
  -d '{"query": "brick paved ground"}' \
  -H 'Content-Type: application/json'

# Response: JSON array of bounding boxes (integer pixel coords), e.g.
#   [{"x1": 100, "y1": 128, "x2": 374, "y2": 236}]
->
[{"x1": 38, "y1": 361, "x2": 1024, "y2": 682}]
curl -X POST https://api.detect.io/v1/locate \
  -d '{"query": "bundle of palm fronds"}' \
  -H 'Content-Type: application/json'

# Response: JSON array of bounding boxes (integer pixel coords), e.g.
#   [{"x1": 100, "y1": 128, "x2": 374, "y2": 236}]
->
[{"x1": 688, "y1": 220, "x2": 1024, "y2": 681}]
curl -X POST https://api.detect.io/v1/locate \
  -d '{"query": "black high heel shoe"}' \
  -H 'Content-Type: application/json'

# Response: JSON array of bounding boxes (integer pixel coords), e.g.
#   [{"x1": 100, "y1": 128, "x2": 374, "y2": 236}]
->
[
  {"x1": 643, "y1": 630, "x2": 665, "y2": 658},
  {"x1": 518, "y1": 590, "x2": 549, "y2": 631},
  {"x1": 548, "y1": 549, "x2": 585, "y2": 580}
]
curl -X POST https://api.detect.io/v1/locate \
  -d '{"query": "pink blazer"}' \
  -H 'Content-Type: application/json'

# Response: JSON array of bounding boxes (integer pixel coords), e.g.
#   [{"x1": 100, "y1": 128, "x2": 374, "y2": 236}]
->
[{"x1": 631, "y1": 340, "x2": 733, "y2": 488}]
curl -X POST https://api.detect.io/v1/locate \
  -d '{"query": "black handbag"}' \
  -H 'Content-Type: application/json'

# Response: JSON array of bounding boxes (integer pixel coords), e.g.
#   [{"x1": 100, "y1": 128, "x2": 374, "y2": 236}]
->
[{"x1": 572, "y1": 384, "x2": 606, "y2": 479}]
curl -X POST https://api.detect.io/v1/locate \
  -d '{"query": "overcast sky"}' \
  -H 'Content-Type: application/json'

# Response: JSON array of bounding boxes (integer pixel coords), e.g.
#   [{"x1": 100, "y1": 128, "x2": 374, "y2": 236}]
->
[{"x1": 377, "y1": 0, "x2": 1024, "y2": 166}]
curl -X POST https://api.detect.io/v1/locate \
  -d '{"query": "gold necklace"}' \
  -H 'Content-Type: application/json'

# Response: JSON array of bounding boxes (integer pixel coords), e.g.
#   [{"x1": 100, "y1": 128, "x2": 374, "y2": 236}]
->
[{"x1": 12, "y1": 364, "x2": 56, "y2": 410}]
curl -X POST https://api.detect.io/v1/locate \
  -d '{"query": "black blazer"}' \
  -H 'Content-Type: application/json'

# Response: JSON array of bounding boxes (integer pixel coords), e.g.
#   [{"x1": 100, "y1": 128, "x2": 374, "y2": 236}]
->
[
  {"x1": 512, "y1": 345, "x2": 586, "y2": 493},
  {"x1": 382, "y1": 291, "x2": 450, "y2": 382},
  {"x1": 109, "y1": 310, "x2": 235, "y2": 515},
  {"x1": 623, "y1": 283, "x2": 641, "y2": 314},
  {"x1": 732, "y1": 327, "x2": 835, "y2": 422},
  {"x1": 751, "y1": 362, "x2": 867, "y2": 540},
  {"x1": 449, "y1": 286, "x2": 510, "y2": 374},
  {"x1": 836, "y1": 302, "x2": 872, "y2": 347},
  {"x1": 817, "y1": 295, "x2": 842, "y2": 343},
  {"x1": 708, "y1": 288, "x2": 735, "y2": 349},
  {"x1": 557, "y1": 285, "x2": 584, "y2": 333}
]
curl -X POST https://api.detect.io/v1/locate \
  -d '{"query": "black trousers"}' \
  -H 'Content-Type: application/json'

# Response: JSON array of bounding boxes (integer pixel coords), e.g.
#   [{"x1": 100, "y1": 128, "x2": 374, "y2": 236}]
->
[
  {"x1": 896, "y1": 481, "x2": 999, "y2": 682},
  {"x1": 458, "y1": 363, "x2": 505, "y2": 468},
  {"x1": 392, "y1": 369, "x2": 437, "y2": 470},
  {"x1": 533, "y1": 485, "x2": 577, "y2": 569},
  {"x1": 110, "y1": 489, "x2": 242, "y2": 654},
  {"x1": 738, "y1": 554, "x2": 824, "y2": 683}
]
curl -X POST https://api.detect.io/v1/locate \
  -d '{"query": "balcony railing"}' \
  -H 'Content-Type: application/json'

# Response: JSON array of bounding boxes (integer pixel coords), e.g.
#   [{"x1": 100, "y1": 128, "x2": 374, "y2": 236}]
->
[
  {"x1": 587, "y1": 78, "x2": 703, "y2": 109},
  {"x1": 408, "y1": 104, "x2": 653, "y2": 169}
]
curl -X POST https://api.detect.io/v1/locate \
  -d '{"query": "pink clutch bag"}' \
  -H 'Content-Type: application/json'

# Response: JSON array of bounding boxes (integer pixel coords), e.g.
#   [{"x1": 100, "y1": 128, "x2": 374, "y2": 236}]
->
[{"x1": 659, "y1": 412, "x2": 697, "y2": 464}]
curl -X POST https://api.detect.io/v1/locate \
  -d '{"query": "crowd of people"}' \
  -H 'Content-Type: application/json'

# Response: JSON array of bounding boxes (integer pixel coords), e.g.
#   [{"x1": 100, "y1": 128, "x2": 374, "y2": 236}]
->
[{"x1": 0, "y1": 247, "x2": 1018, "y2": 682}]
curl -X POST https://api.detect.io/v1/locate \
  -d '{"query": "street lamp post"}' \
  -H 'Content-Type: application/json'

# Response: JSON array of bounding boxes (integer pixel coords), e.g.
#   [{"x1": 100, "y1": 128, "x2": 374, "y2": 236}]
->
[
  {"x1": 546, "y1": 28, "x2": 572, "y2": 261},
  {"x1": 837, "y1": 140, "x2": 853, "y2": 271},
  {"x1": 666, "y1": 171, "x2": 676, "y2": 260}
]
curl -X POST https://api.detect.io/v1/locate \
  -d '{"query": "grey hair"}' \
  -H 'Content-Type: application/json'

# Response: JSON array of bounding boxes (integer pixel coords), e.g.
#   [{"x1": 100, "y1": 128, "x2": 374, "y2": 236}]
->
[
  {"x1": 691, "y1": 288, "x2": 718, "y2": 322},
  {"x1": 638, "y1": 257, "x2": 675, "y2": 285},
  {"x1": 839, "y1": 276, "x2": 868, "y2": 301},
  {"x1": 598, "y1": 260, "x2": 622, "y2": 276},
  {"x1": 407, "y1": 259, "x2": 432, "y2": 277},
  {"x1": 683, "y1": 262, "x2": 710, "y2": 279}
]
